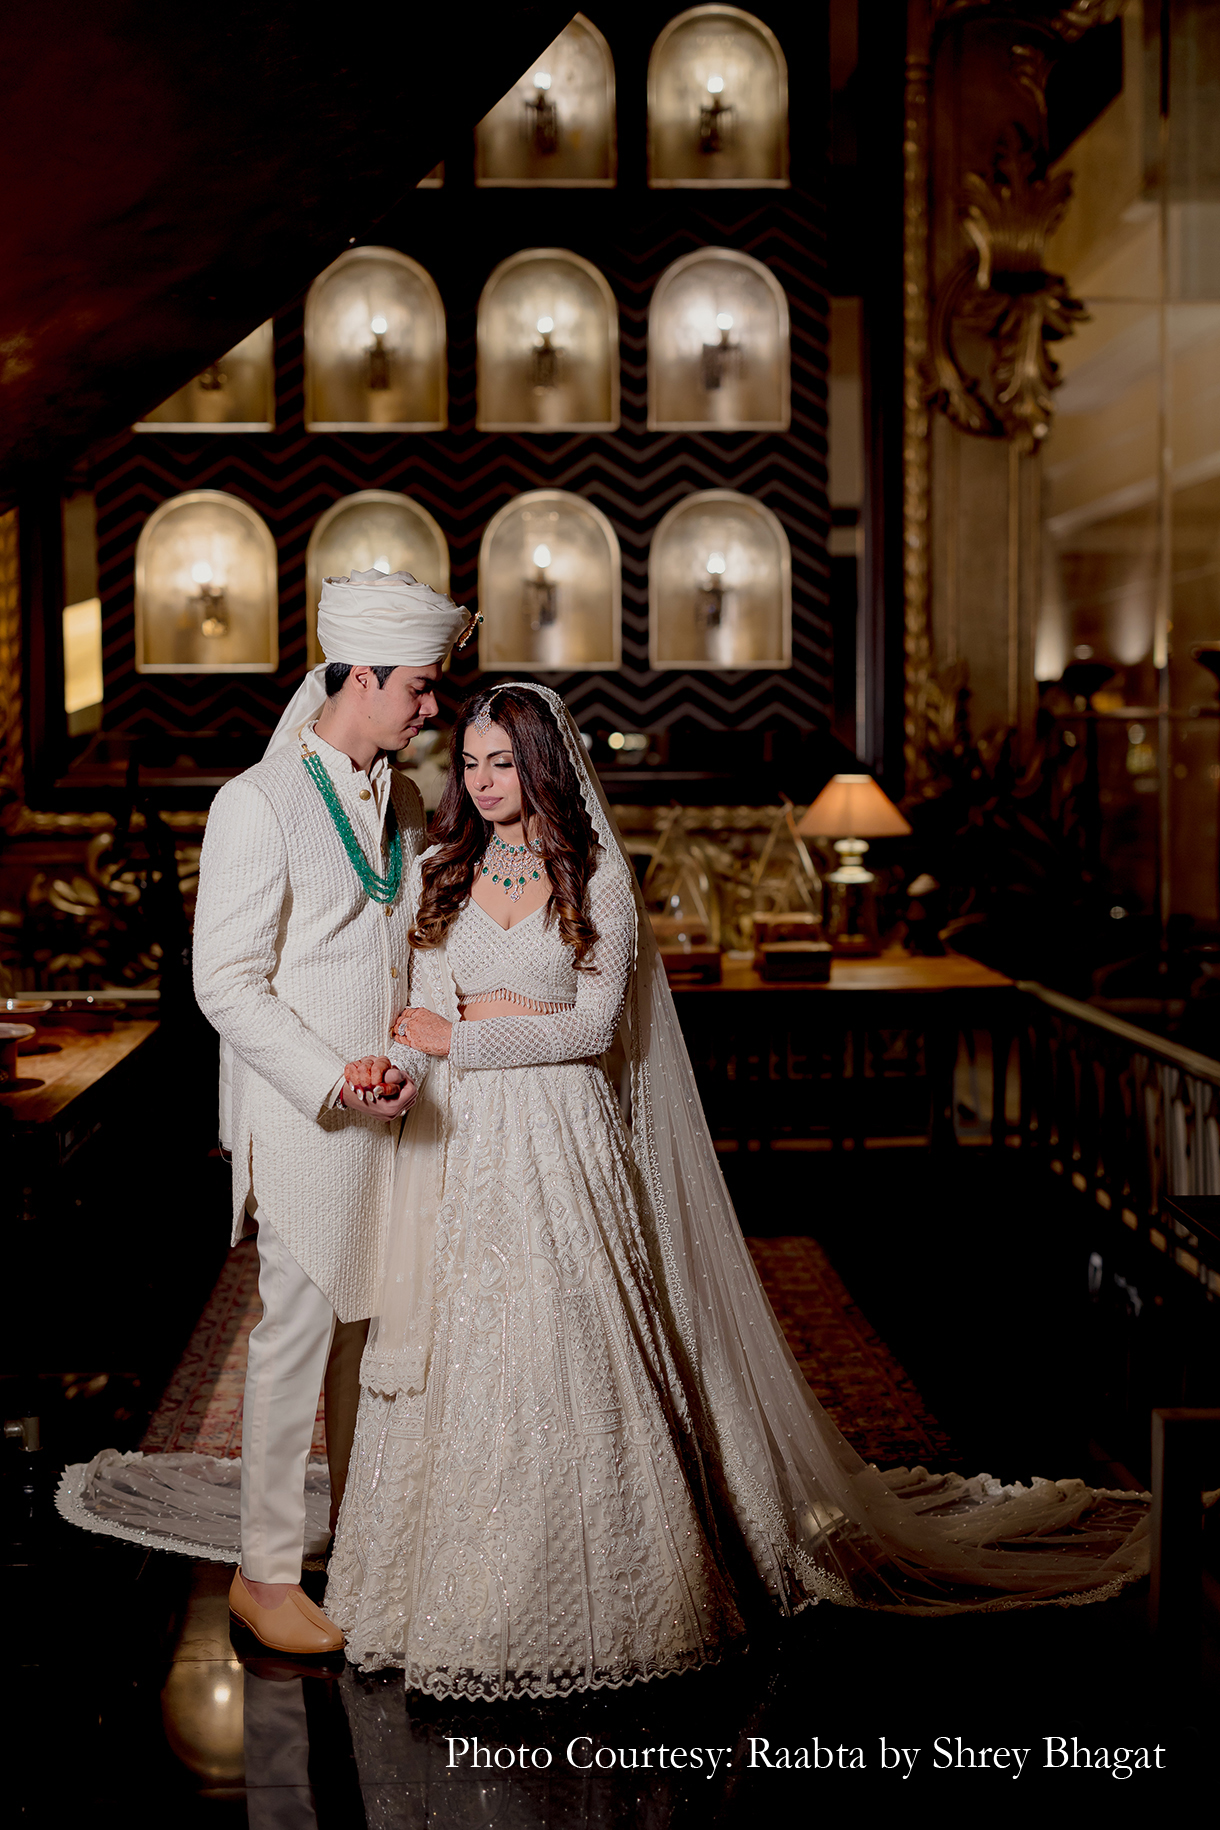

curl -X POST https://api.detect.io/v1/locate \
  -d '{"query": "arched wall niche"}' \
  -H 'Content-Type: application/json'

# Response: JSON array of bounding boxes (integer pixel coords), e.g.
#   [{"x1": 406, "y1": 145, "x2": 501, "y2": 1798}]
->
[
  {"x1": 305, "y1": 493, "x2": 451, "y2": 668},
  {"x1": 305, "y1": 247, "x2": 447, "y2": 432},
  {"x1": 135, "y1": 491, "x2": 279, "y2": 674},
  {"x1": 477, "y1": 250, "x2": 619, "y2": 431},
  {"x1": 648, "y1": 247, "x2": 789, "y2": 430},
  {"x1": 649, "y1": 489, "x2": 791, "y2": 670},
  {"x1": 478, "y1": 490, "x2": 621, "y2": 672},
  {"x1": 648, "y1": 6, "x2": 788, "y2": 189},
  {"x1": 476, "y1": 14, "x2": 616, "y2": 187},
  {"x1": 135, "y1": 322, "x2": 275, "y2": 431}
]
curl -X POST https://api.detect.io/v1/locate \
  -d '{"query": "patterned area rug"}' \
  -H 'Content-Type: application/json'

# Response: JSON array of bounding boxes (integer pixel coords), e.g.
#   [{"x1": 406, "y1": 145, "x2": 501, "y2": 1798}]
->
[{"x1": 141, "y1": 1234, "x2": 950, "y2": 1469}]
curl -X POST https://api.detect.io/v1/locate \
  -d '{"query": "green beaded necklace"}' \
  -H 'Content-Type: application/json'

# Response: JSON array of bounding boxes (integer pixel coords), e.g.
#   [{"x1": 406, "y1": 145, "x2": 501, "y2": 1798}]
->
[
  {"x1": 302, "y1": 745, "x2": 402, "y2": 905},
  {"x1": 482, "y1": 831, "x2": 543, "y2": 903}
]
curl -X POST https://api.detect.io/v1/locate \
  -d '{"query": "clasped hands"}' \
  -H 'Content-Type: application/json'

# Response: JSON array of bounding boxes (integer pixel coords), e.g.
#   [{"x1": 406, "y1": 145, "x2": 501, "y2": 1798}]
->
[{"x1": 342, "y1": 1006, "x2": 453, "y2": 1114}]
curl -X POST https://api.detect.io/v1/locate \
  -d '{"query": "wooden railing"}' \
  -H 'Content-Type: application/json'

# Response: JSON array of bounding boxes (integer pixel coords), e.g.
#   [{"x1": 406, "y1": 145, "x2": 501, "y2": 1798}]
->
[{"x1": 1015, "y1": 982, "x2": 1220, "y2": 1298}]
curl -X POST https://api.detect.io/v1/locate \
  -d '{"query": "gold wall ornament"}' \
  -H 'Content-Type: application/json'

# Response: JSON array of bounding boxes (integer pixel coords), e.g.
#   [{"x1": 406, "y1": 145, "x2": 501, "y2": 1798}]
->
[{"x1": 932, "y1": 132, "x2": 1087, "y2": 452}]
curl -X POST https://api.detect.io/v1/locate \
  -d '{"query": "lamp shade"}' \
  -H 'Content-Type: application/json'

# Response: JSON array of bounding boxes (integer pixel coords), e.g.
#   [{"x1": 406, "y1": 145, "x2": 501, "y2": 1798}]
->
[{"x1": 796, "y1": 773, "x2": 911, "y2": 839}]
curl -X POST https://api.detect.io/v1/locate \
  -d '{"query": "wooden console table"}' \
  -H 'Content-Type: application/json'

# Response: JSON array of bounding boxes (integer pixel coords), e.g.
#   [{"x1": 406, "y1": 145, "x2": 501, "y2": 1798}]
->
[{"x1": 668, "y1": 951, "x2": 1016, "y2": 1150}]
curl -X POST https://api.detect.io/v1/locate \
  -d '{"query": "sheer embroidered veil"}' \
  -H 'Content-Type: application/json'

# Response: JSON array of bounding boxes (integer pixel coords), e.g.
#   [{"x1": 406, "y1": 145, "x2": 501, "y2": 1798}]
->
[{"x1": 364, "y1": 682, "x2": 1148, "y2": 1616}]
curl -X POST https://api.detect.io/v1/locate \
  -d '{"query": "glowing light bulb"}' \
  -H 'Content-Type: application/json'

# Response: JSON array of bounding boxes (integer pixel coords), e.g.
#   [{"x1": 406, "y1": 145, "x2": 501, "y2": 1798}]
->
[
  {"x1": 707, "y1": 75, "x2": 724, "y2": 94},
  {"x1": 534, "y1": 71, "x2": 552, "y2": 89},
  {"x1": 706, "y1": 552, "x2": 726, "y2": 575},
  {"x1": 533, "y1": 544, "x2": 552, "y2": 569},
  {"x1": 716, "y1": 313, "x2": 734, "y2": 331},
  {"x1": 372, "y1": 555, "x2": 391, "y2": 573},
  {"x1": 370, "y1": 315, "x2": 387, "y2": 335},
  {"x1": 213, "y1": 1684, "x2": 231, "y2": 1705},
  {"x1": 536, "y1": 316, "x2": 554, "y2": 334},
  {"x1": 190, "y1": 562, "x2": 213, "y2": 584}
]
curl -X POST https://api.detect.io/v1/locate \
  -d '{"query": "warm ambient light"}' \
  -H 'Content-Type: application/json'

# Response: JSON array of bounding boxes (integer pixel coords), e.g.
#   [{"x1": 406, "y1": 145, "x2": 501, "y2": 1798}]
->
[
  {"x1": 706, "y1": 552, "x2": 726, "y2": 574},
  {"x1": 536, "y1": 316, "x2": 554, "y2": 334},
  {"x1": 797, "y1": 773, "x2": 911, "y2": 841},
  {"x1": 534, "y1": 70, "x2": 552, "y2": 89},
  {"x1": 372, "y1": 554, "x2": 391, "y2": 573},
  {"x1": 190, "y1": 562, "x2": 213, "y2": 584},
  {"x1": 370, "y1": 315, "x2": 388, "y2": 335},
  {"x1": 707, "y1": 75, "x2": 724, "y2": 94},
  {"x1": 532, "y1": 544, "x2": 552, "y2": 568},
  {"x1": 715, "y1": 312, "x2": 734, "y2": 331}
]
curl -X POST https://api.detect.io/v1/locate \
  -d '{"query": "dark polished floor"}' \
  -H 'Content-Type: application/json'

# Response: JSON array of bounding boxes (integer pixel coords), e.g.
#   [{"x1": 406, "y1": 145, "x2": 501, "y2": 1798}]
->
[{"x1": 6, "y1": 1148, "x2": 1217, "y2": 1821}]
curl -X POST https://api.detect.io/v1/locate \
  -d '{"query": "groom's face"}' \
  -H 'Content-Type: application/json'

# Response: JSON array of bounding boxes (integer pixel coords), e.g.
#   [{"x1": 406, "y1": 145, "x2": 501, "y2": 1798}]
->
[{"x1": 356, "y1": 663, "x2": 440, "y2": 753}]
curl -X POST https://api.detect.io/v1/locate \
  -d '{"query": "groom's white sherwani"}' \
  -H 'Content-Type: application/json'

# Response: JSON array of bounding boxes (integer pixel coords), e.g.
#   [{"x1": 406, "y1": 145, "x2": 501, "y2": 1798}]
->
[{"x1": 193, "y1": 733, "x2": 425, "y2": 1324}]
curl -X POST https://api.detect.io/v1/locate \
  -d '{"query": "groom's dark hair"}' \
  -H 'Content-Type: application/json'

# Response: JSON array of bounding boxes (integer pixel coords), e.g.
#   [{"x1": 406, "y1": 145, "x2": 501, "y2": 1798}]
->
[{"x1": 324, "y1": 663, "x2": 396, "y2": 696}]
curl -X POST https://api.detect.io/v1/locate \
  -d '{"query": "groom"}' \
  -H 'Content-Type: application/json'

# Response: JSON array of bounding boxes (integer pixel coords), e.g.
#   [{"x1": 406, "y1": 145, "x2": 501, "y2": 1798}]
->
[{"x1": 193, "y1": 569, "x2": 473, "y2": 1655}]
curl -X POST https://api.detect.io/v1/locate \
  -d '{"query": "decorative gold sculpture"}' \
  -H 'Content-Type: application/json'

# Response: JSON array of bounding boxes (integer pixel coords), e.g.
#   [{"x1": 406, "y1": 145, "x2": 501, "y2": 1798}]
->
[
  {"x1": 305, "y1": 493, "x2": 450, "y2": 668},
  {"x1": 649, "y1": 489, "x2": 791, "y2": 670},
  {"x1": 648, "y1": 248, "x2": 789, "y2": 430},
  {"x1": 477, "y1": 250, "x2": 619, "y2": 431},
  {"x1": 135, "y1": 322, "x2": 275, "y2": 431},
  {"x1": 932, "y1": 130, "x2": 1087, "y2": 452},
  {"x1": 648, "y1": 6, "x2": 788, "y2": 189},
  {"x1": 305, "y1": 247, "x2": 446, "y2": 432},
  {"x1": 478, "y1": 490, "x2": 621, "y2": 671},
  {"x1": 135, "y1": 491, "x2": 278, "y2": 674},
  {"x1": 476, "y1": 14, "x2": 616, "y2": 187}
]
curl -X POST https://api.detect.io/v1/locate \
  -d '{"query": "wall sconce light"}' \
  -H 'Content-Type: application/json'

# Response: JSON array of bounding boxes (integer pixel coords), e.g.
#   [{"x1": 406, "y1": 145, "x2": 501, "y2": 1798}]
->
[
  {"x1": 649, "y1": 248, "x2": 789, "y2": 430},
  {"x1": 700, "y1": 75, "x2": 734, "y2": 154},
  {"x1": 527, "y1": 69, "x2": 559, "y2": 154},
  {"x1": 525, "y1": 544, "x2": 559, "y2": 630},
  {"x1": 698, "y1": 551, "x2": 727, "y2": 628},
  {"x1": 796, "y1": 774, "x2": 911, "y2": 954},
  {"x1": 477, "y1": 249, "x2": 618, "y2": 430},
  {"x1": 701, "y1": 311, "x2": 742, "y2": 391},
  {"x1": 532, "y1": 316, "x2": 564, "y2": 392},
  {"x1": 476, "y1": 14, "x2": 616, "y2": 187},
  {"x1": 650, "y1": 489, "x2": 791, "y2": 670},
  {"x1": 135, "y1": 490, "x2": 278, "y2": 674},
  {"x1": 648, "y1": 6, "x2": 789, "y2": 189},
  {"x1": 190, "y1": 561, "x2": 230, "y2": 640},
  {"x1": 366, "y1": 314, "x2": 391, "y2": 391},
  {"x1": 305, "y1": 247, "x2": 447, "y2": 431},
  {"x1": 479, "y1": 489, "x2": 621, "y2": 669},
  {"x1": 134, "y1": 322, "x2": 275, "y2": 431}
]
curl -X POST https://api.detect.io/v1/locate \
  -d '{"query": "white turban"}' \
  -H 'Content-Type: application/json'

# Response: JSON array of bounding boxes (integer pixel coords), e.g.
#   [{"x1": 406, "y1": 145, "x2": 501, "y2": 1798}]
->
[{"x1": 264, "y1": 569, "x2": 475, "y2": 760}]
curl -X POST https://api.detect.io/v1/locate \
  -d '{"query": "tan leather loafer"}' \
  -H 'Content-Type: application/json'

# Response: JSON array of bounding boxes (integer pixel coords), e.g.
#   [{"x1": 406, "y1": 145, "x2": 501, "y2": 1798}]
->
[{"x1": 228, "y1": 1571, "x2": 344, "y2": 1655}]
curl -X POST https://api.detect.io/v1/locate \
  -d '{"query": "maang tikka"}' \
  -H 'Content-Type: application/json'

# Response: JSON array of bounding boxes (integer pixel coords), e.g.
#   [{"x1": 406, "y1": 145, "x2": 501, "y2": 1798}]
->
[{"x1": 472, "y1": 699, "x2": 495, "y2": 735}]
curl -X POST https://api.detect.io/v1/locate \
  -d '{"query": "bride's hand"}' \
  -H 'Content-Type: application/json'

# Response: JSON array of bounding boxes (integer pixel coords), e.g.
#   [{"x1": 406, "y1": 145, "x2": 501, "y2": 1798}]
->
[
  {"x1": 342, "y1": 1059, "x2": 416, "y2": 1117},
  {"x1": 391, "y1": 1007, "x2": 452, "y2": 1057}
]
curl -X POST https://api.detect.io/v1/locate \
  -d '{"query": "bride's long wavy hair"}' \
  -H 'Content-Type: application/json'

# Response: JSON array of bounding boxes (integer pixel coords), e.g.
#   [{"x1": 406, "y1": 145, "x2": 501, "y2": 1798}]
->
[{"x1": 409, "y1": 687, "x2": 602, "y2": 967}]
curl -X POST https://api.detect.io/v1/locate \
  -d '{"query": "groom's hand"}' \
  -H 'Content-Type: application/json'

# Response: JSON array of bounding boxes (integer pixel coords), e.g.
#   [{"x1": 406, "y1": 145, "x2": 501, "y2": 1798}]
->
[{"x1": 341, "y1": 1059, "x2": 416, "y2": 1119}]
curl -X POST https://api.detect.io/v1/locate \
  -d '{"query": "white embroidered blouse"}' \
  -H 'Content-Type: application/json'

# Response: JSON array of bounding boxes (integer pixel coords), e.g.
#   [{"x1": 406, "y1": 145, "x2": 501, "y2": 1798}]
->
[{"x1": 388, "y1": 851, "x2": 635, "y2": 1080}]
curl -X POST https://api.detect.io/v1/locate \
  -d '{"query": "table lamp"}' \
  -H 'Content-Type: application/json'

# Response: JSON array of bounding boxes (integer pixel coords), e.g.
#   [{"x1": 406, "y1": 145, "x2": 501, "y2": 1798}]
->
[{"x1": 796, "y1": 773, "x2": 911, "y2": 954}]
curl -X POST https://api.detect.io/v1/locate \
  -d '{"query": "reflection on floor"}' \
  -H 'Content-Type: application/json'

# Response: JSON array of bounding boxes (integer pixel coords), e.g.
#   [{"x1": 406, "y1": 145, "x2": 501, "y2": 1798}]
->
[{"x1": 7, "y1": 1151, "x2": 1215, "y2": 1817}]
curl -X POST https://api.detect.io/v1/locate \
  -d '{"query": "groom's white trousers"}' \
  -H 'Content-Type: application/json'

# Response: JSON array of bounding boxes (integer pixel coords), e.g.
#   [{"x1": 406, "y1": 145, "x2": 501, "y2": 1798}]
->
[{"x1": 241, "y1": 1212, "x2": 368, "y2": 1585}]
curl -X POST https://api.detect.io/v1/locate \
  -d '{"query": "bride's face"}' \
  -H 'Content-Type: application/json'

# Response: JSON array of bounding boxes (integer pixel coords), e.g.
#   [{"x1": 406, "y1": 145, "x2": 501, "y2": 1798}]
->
[{"x1": 462, "y1": 721, "x2": 523, "y2": 827}]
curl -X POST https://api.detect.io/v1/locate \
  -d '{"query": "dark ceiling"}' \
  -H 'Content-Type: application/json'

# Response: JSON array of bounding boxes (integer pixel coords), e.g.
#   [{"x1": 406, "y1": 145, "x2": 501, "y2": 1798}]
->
[{"x1": 0, "y1": 0, "x2": 576, "y2": 505}]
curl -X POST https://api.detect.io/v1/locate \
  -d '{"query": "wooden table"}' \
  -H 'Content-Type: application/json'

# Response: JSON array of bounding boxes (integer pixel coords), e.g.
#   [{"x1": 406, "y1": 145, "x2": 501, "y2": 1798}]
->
[
  {"x1": 1, "y1": 1021, "x2": 160, "y2": 1173},
  {"x1": 668, "y1": 951, "x2": 1016, "y2": 1150}
]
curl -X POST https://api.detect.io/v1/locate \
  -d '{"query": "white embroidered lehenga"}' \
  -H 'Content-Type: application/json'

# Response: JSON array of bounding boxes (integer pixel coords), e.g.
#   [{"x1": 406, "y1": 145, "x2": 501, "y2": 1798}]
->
[{"x1": 323, "y1": 685, "x2": 1149, "y2": 1700}]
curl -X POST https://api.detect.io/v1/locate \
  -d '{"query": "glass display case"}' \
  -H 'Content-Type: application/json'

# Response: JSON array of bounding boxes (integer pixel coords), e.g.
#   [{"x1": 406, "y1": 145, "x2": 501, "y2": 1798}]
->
[
  {"x1": 134, "y1": 322, "x2": 275, "y2": 431},
  {"x1": 135, "y1": 490, "x2": 279, "y2": 674},
  {"x1": 304, "y1": 247, "x2": 447, "y2": 431},
  {"x1": 476, "y1": 14, "x2": 616, "y2": 187},
  {"x1": 477, "y1": 249, "x2": 619, "y2": 430},
  {"x1": 648, "y1": 247, "x2": 789, "y2": 429},
  {"x1": 649, "y1": 489, "x2": 790, "y2": 669},
  {"x1": 478, "y1": 489, "x2": 621, "y2": 671},
  {"x1": 305, "y1": 492, "x2": 451, "y2": 667},
  {"x1": 648, "y1": 6, "x2": 788, "y2": 189}
]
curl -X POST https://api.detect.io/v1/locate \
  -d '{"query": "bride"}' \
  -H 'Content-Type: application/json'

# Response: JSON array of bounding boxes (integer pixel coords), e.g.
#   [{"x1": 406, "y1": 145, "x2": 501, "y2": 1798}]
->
[{"x1": 324, "y1": 682, "x2": 1147, "y2": 1700}]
